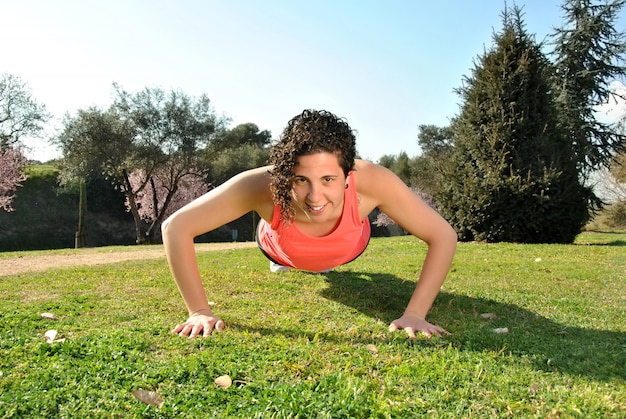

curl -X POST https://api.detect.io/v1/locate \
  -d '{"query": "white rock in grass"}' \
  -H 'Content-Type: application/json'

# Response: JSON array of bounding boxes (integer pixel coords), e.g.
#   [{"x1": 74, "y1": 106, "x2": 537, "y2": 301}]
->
[
  {"x1": 480, "y1": 313, "x2": 498, "y2": 320},
  {"x1": 493, "y1": 327, "x2": 509, "y2": 334},
  {"x1": 44, "y1": 330, "x2": 58, "y2": 343},
  {"x1": 132, "y1": 389, "x2": 164, "y2": 408},
  {"x1": 44, "y1": 329, "x2": 66, "y2": 344},
  {"x1": 215, "y1": 375, "x2": 232, "y2": 389}
]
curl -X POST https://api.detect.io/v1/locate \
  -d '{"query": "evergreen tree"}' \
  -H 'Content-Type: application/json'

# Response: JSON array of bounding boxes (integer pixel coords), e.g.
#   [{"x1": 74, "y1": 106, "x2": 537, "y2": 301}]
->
[
  {"x1": 551, "y1": 0, "x2": 626, "y2": 175},
  {"x1": 440, "y1": 7, "x2": 593, "y2": 243}
]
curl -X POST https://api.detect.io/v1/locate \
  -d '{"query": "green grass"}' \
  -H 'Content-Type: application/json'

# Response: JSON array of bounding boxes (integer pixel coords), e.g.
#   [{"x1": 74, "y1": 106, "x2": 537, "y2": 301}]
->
[{"x1": 1, "y1": 233, "x2": 624, "y2": 418}]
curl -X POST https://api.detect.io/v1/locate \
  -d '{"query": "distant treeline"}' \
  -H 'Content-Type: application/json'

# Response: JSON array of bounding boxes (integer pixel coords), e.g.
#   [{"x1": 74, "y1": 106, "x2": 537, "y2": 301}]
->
[{"x1": 0, "y1": 165, "x2": 393, "y2": 252}]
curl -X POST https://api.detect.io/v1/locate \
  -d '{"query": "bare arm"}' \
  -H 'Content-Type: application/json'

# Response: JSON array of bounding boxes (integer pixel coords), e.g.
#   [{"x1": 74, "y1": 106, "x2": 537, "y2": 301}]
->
[
  {"x1": 161, "y1": 166, "x2": 272, "y2": 337},
  {"x1": 357, "y1": 161, "x2": 457, "y2": 337}
]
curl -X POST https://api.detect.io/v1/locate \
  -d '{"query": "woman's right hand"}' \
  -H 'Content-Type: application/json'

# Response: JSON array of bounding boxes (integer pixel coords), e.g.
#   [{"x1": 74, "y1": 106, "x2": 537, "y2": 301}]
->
[{"x1": 171, "y1": 309, "x2": 225, "y2": 338}]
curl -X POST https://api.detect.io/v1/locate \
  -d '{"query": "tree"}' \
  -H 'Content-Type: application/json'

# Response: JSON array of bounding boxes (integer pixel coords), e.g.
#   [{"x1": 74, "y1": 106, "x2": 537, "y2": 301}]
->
[
  {"x1": 609, "y1": 81, "x2": 626, "y2": 188},
  {"x1": 610, "y1": 152, "x2": 626, "y2": 185},
  {"x1": 56, "y1": 107, "x2": 135, "y2": 178},
  {"x1": 376, "y1": 151, "x2": 414, "y2": 185},
  {"x1": 124, "y1": 124, "x2": 270, "y2": 242},
  {"x1": 0, "y1": 73, "x2": 51, "y2": 149},
  {"x1": 417, "y1": 124, "x2": 455, "y2": 157},
  {"x1": 377, "y1": 154, "x2": 396, "y2": 168},
  {"x1": 597, "y1": 153, "x2": 626, "y2": 227},
  {"x1": 75, "y1": 179, "x2": 87, "y2": 248},
  {"x1": 440, "y1": 6, "x2": 593, "y2": 243},
  {"x1": 210, "y1": 143, "x2": 270, "y2": 186},
  {"x1": 551, "y1": 0, "x2": 626, "y2": 174},
  {"x1": 126, "y1": 167, "x2": 211, "y2": 225},
  {"x1": 413, "y1": 124, "x2": 455, "y2": 197},
  {"x1": 0, "y1": 74, "x2": 51, "y2": 213},
  {"x1": 211, "y1": 122, "x2": 271, "y2": 150},
  {"x1": 55, "y1": 107, "x2": 136, "y2": 244},
  {"x1": 56, "y1": 86, "x2": 227, "y2": 244},
  {"x1": 595, "y1": 99, "x2": 626, "y2": 202},
  {"x1": 111, "y1": 85, "x2": 227, "y2": 242},
  {"x1": 0, "y1": 147, "x2": 27, "y2": 212},
  {"x1": 596, "y1": 156, "x2": 626, "y2": 201},
  {"x1": 206, "y1": 123, "x2": 272, "y2": 184}
]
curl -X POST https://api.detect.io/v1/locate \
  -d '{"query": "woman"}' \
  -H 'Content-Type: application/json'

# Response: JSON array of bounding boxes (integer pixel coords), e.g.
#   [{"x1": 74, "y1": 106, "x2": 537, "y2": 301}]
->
[{"x1": 162, "y1": 109, "x2": 457, "y2": 339}]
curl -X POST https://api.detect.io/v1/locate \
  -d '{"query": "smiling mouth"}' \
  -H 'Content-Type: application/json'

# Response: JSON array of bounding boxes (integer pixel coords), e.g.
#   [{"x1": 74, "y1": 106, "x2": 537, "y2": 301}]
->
[{"x1": 307, "y1": 204, "x2": 326, "y2": 212}]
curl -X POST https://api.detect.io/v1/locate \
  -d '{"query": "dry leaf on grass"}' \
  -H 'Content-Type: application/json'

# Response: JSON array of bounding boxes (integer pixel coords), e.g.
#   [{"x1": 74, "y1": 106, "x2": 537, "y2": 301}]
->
[
  {"x1": 480, "y1": 313, "x2": 498, "y2": 320},
  {"x1": 40, "y1": 312, "x2": 58, "y2": 320},
  {"x1": 132, "y1": 390, "x2": 164, "y2": 408},
  {"x1": 44, "y1": 330, "x2": 57, "y2": 342},
  {"x1": 215, "y1": 375, "x2": 232, "y2": 389},
  {"x1": 365, "y1": 344, "x2": 379, "y2": 355}
]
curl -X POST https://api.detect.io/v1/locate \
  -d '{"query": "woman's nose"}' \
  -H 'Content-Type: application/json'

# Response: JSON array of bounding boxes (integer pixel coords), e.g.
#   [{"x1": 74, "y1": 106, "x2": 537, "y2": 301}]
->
[{"x1": 307, "y1": 183, "x2": 321, "y2": 201}]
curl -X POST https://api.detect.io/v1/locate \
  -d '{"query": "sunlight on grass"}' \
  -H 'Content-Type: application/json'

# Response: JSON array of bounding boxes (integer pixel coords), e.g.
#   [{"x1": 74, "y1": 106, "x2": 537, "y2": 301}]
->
[{"x1": 0, "y1": 233, "x2": 624, "y2": 417}]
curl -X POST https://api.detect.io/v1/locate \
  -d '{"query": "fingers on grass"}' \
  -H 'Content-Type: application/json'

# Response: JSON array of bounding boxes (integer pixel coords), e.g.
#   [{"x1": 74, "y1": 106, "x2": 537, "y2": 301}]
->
[
  {"x1": 202, "y1": 322, "x2": 217, "y2": 337},
  {"x1": 178, "y1": 325, "x2": 191, "y2": 337},
  {"x1": 426, "y1": 326, "x2": 450, "y2": 338},
  {"x1": 171, "y1": 324, "x2": 183, "y2": 334},
  {"x1": 215, "y1": 320, "x2": 225, "y2": 332},
  {"x1": 190, "y1": 324, "x2": 204, "y2": 338},
  {"x1": 405, "y1": 327, "x2": 417, "y2": 339}
]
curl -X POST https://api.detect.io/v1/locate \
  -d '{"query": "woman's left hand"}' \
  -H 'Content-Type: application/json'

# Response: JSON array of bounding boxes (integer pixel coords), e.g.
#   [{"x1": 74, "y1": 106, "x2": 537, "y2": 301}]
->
[{"x1": 389, "y1": 313, "x2": 450, "y2": 338}]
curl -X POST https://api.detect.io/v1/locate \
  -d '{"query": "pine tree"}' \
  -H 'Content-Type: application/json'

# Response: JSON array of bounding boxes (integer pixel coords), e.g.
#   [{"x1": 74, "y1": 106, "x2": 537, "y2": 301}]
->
[
  {"x1": 551, "y1": 0, "x2": 626, "y2": 174},
  {"x1": 439, "y1": 7, "x2": 593, "y2": 243}
]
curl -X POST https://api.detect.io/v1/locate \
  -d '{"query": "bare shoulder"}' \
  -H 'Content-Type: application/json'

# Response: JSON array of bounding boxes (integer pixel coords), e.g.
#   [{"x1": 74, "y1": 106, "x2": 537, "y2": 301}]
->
[
  {"x1": 163, "y1": 165, "x2": 275, "y2": 236},
  {"x1": 353, "y1": 160, "x2": 451, "y2": 241},
  {"x1": 188, "y1": 165, "x2": 274, "y2": 215},
  {"x1": 354, "y1": 158, "x2": 397, "y2": 176},
  {"x1": 354, "y1": 160, "x2": 408, "y2": 207},
  {"x1": 225, "y1": 165, "x2": 273, "y2": 211},
  {"x1": 230, "y1": 165, "x2": 273, "y2": 190}
]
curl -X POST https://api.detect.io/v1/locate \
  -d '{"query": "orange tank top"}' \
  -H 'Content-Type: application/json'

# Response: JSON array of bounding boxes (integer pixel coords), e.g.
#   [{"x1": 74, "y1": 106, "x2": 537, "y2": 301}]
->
[{"x1": 256, "y1": 171, "x2": 371, "y2": 272}]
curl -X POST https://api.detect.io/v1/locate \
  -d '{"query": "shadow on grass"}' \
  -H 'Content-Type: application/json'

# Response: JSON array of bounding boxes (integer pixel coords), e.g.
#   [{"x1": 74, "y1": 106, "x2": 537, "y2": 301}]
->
[
  {"x1": 576, "y1": 230, "x2": 626, "y2": 246},
  {"x1": 576, "y1": 240, "x2": 626, "y2": 246},
  {"x1": 597, "y1": 240, "x2": 625, "y2": 246},
  {"x1": 319, "y1": 270, "x2": 626, "y2": 382}
]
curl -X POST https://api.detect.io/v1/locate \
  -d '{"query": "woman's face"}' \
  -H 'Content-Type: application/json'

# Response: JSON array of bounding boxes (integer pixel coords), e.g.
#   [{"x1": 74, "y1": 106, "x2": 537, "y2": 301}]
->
[{"x1": 291, "y1": 152, "x2": 347, "y2": 224}]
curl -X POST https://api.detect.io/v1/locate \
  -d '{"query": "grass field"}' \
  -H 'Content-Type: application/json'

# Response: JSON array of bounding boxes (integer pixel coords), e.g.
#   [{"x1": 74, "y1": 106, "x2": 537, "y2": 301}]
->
[{"x1": 0, "y1": 232, "x2": 624, "y2": 418}]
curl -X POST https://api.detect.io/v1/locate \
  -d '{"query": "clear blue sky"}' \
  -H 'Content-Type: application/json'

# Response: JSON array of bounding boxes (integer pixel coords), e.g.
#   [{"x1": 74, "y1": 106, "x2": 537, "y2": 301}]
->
[{"x1": 2, "y1": 1, "x2": 624, "y2": 162}]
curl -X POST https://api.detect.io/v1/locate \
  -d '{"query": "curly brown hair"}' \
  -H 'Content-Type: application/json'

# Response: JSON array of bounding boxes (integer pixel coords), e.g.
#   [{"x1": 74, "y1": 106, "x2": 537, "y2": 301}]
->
[{"x1": 268, "y1": 109, "x2": 357, "y2": 223}]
